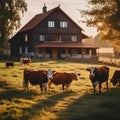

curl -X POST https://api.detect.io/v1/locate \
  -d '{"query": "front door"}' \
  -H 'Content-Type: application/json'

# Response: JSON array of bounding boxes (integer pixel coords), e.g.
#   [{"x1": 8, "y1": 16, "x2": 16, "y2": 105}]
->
[{"x1": 52, "y1": 48, "x2": 57, "y2": 59}]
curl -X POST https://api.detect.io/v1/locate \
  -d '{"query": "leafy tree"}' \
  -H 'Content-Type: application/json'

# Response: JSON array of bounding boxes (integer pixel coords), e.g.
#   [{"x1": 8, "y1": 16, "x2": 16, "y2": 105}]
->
[
  {"x1": 0, "y1": 0, "x2": 27, "y2": 47},
  {"x1": 80, "y1": 0, "x2": 120, "y2": 51}
]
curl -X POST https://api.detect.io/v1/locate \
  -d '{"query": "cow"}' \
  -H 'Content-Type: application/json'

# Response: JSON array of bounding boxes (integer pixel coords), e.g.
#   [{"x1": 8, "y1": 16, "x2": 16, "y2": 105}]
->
[
  {"x1": 48, "y1": 72, "x2": 81, "y2": 91},
  {"x1": 6, "y1": 62, "x2": 14, "y2": 68},
  {"x1": 20, "y1": 57, "x2": 31, "y2": 65},
  {"x1": 86, "y1": 66, "x2": 109, "y2": 93},
  {"x1": 23, "y1": 68, "x2": 54, "y2": 94},
  {"x1": 110, "y1": 70, "x2": 120, "y2": 86}
]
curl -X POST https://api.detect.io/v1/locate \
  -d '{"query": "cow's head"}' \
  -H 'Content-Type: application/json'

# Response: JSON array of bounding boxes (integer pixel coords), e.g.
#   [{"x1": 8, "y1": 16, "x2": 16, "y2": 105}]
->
[
  {"x1": 74, "y1": 72, "x2": 81, "y2": 80},
  {"x1": 110, "y1": 78, "x2": 119, "y2": 86},
  {"x1": 86, "y1": 67, "x2": 98, "y2": 79},
  {"x1": 47, "y1": 69, "x2": 55, "y2": 80}
]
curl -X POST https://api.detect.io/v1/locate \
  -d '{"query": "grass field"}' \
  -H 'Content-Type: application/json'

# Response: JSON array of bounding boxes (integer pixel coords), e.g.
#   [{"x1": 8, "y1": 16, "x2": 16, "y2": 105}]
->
[{"x1": 0, "y1": 60, "x2": 120, "y2": 120}]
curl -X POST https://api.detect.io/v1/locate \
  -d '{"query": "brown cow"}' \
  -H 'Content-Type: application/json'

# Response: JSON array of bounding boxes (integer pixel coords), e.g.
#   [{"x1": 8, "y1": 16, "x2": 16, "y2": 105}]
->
[
  {"x1": 23, "y1": 68, "x2": 54, "y2": 94},
  {"x1": 110, "y1": 70, "x2": 120, "y2": 86},
  {"x1": 48, "y1": 72, "x2": 81, "y2": 91},
  {"x1": 6, "y1": 62, "x2": 14, "y2": 68},
  {"x1": 86, "y1": 66, "x2": 109, "y2": 93}
]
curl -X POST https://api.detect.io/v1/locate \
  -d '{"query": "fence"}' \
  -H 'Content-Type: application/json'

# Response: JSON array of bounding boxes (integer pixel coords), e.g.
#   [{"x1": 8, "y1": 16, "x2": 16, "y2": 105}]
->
[{"x1": 99, "y1": 57, "x2": 120, "y2": 67}]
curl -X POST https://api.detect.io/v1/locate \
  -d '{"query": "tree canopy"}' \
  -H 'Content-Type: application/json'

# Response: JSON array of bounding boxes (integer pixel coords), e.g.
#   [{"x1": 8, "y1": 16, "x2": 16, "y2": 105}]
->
[
  {"x1": 0, "y1": 0, "x2": 27, "y2": 47},
  {"x1": 80, "y1": 0, "x2": 120, "y2": 51}
]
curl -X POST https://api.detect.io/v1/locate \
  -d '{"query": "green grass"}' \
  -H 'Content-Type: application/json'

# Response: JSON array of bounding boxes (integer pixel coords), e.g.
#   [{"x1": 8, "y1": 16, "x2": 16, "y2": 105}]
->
[{"x1": 0, "y1": 60, "x2": 120, "y2": 120}]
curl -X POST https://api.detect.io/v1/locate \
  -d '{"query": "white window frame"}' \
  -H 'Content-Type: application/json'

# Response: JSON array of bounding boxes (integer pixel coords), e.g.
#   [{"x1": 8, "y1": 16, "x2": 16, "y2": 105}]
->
[
  {"x1": 71, "y1": 35, "x2": 77, "y2": 42},
  {"x1": 25, "y1": 34, "x2": 28, "y2": 42},
  {"x1": 19, "y1": 47, "x2": 22, "y2": 54},
  {"x1": 25, "y1": 47, "x2": 28, "y2": 53},
  {"x1": 48, "y1": 21, "x2": 55, "y2": 27},
  {"x1": 60, "y1": 21, "x2": 67, "y2": 28},
  {"x1": 39, "y1": 35, "x2": 45, "y2": 41}
]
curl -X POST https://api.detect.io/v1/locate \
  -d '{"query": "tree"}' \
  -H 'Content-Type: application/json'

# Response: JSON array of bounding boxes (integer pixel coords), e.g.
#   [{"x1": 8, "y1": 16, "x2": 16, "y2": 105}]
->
[
  {"x1": 80, "y1": 0, "x2": 120, "y2": 51},
  {"x1": 0, "y1": 0, "x2": 27, "y2": 47}
]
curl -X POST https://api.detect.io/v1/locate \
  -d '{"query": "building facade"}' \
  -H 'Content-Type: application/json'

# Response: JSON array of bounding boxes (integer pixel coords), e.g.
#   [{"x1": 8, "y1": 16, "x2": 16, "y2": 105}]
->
[{"x1": 9, "y1": 5, "x2": 99, "y2": 60}]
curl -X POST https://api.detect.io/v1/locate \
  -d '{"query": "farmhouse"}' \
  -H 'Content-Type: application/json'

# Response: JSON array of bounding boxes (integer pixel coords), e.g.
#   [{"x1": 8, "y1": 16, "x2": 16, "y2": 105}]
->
[{"x1": 9, "y1": 5, "x2": 99, "y2": 60}]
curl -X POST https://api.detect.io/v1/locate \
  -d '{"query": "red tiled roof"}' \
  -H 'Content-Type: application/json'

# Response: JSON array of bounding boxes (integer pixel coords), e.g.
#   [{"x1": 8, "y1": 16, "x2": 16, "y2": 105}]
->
[{"x1": 34, "y1": 42, "x2": 99, "y2": 48}]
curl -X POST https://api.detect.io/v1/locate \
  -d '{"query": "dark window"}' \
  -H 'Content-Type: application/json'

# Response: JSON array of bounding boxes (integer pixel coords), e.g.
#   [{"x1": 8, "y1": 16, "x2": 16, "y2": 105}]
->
[{"x1": 71, "y1": 49, "x2": 77, "y2": 54}]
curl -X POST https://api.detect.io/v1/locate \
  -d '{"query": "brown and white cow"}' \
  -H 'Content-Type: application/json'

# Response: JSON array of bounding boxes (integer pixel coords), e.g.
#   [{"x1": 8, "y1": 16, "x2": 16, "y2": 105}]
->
[
  {"x1": 86, "y1": 66, "x2": 109, "y2": 93},
  {"x1": 48, "y1": 72, "x2": 81, "y2": 91},
  {"x1": 20, "y1": 57, "x2": 31, "y2": 65},
  {"x1": 23, "y1": 68, "x2": 54, "y2": 94},
  {"x1": 110, "y1": 70, "x2": 120, "y2": 86}
]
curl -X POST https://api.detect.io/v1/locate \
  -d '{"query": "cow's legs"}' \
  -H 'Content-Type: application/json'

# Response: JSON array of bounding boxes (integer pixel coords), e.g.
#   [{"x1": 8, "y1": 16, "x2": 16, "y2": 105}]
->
[
  {"x1": 39, "y1": 85, "x2": 43, "y2": 94},
  {"x1": 66, "y1": 83, "x2": 71, "y2": 91},
  {"x1": 26, "y1": 84, "x2": 29, "y2": 91},
  {"x1": 48, "y1": 80, "x2": 52, "y2": 92},
  {"x1": 25, "y1": 84, "x2": 28, "y2": 91},
  {"x1": 23, "y1": 81, "x2": 28, "y2": 91},
  {"x1": 44, "y1": 87, "x2": 47, "y2": 94},
  {"x1": 99, "y1": 83, "x2": 102, "y2": 93},
  {"x1": 43, "y1": 82, "x2": 48, "y2": 94},
  {"x1": 62, "y1": 84, "x2": 65, "y2": 91},
  {"x1": 118, "y1": 82, "x2": 120, "y2": 86},
  {"x1": 106, "y1": 81, "x2": 108, "y2": 91},
  {"x1": 92, "y1": 84, "x2": 96, "y2": 93}
]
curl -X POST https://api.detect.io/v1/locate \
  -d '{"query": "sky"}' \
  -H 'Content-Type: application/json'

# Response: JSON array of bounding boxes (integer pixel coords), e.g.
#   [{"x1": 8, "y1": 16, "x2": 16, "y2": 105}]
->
[{"x1": 20, "y1": 0, "x2": 97, "y2": 37}]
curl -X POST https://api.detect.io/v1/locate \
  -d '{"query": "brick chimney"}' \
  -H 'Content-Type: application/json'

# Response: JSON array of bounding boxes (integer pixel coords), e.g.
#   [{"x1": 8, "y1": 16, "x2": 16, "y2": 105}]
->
[{"x1": 43, "y1": 4, "x2": 47, "y2": 13}]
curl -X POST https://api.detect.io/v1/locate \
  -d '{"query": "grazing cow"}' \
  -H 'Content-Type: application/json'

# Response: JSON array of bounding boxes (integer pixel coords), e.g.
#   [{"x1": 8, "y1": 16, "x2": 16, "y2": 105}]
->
[
  {"x1": 86, "y1": 66, "x2": 109, "y2": 93},
  {"x1": 20, "y1": 57, "x2": 31, "y2": 65},
  {"x1": 6, "y1": 62, "x2": 14, "y2": 68},
  {"x1": 48, "y1": 72, "x2": 81, "y2": 91},
  {"x1": 110, "y1": 70, "x2": 120, "y2": 86},
  {"x1": 23, "y1": 68, "x2": 54, "y2": 94}
]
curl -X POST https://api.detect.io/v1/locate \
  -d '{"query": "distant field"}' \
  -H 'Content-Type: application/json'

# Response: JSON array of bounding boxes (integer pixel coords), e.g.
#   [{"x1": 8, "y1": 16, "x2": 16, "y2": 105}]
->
[{"x1": 0, "y1": 60, "x2": 120, "y2": 120}]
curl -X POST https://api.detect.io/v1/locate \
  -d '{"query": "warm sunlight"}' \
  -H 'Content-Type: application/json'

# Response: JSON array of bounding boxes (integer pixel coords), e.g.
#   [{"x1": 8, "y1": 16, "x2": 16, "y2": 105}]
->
[
  {"x1": 97, "y1": 22, "x2": 103, "y2": 27},
  {"x1": 20, "y1": 0, "x2": 97, "y2": 37}
]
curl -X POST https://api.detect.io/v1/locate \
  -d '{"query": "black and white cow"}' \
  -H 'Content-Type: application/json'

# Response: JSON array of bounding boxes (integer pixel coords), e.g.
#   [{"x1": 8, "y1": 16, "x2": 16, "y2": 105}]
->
[
  {"x1": 110, "y1": 70, "x2": 120, "y2": 86},
  {"x1": 86, "y1": 66, "x2": 109, "y2": 93}
]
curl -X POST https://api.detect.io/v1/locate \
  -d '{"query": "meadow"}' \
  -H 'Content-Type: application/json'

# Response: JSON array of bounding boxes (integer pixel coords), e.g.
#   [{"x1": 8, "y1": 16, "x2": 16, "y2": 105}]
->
[{"x1": 0, "y1": 60, "x2": 120, "y2": 120}]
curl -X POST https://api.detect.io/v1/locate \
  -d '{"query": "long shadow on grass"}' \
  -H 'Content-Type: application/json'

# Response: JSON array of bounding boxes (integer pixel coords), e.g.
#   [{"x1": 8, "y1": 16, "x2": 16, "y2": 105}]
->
[
  {"x1": 21, "y1": 92, "x2": 73, "y2": 120},
  {"x1": 0, "y1": 79, "x2": 73, "y2": 120},
  {"x1": 56, "y1": 88, "x2": 120, "y2": 120},
  {"x1": 0, "y1": 80, "x2": 39, "y2": 100}
]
